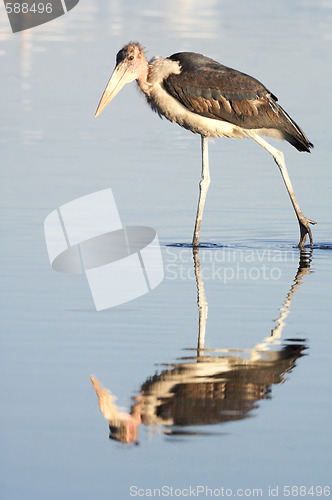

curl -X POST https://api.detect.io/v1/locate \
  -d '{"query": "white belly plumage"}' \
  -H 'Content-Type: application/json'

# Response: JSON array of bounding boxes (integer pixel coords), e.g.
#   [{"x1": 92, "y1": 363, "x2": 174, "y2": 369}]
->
[{"x1": 148, "y1": 82, "x2": 248, "y2": 139}]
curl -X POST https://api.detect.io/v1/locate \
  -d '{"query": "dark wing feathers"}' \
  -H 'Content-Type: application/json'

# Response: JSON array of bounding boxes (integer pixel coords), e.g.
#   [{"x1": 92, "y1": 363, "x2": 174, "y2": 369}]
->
[
  {"x1": 164, "y1": 52, "x2": 313, "y2": 152},
  {"x1": 165, "y1": 52, "x2": 278, "y2": 124}
]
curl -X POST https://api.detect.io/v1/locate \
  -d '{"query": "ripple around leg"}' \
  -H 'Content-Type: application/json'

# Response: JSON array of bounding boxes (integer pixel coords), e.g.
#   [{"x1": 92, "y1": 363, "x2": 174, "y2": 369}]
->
[
  {"x1": 166, "y1": 242, "x2": 226, "y2": 249},
  {"x1": 165, "y1": 240, "x2": 298, "y2": 251},
  {"x1": 164, "y1": 238, "x2": 332, "y2": 252},
  {"x1": 312, "y1": 243, "x2": 332, "y2": 250}
]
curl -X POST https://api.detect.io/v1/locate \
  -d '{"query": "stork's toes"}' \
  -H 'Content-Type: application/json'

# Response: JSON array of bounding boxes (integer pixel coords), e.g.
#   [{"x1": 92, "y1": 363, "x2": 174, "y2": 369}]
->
[{"x1": 298, "y1": 216, "x2": 316, "y2": 249}]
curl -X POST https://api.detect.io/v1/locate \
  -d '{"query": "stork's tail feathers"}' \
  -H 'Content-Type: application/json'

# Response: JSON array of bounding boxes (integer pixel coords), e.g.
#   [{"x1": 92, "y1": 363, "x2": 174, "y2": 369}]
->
[{"x1": 277, "y1": 103, "x2": 313, "y2": 153}]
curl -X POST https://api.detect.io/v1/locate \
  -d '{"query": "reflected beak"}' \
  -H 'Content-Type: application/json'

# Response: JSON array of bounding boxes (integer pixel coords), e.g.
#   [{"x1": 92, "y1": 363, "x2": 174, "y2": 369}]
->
[{"x1": 95, "y1": 61, "x2": 135, "y2": 118}]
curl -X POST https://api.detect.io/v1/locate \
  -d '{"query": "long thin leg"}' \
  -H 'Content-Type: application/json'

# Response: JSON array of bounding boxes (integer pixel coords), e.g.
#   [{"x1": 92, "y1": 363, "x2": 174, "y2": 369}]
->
[
  {"x1": 192, "y1": 136, "x2": 210, "y2": 247},
  {"x1": 248, "y1": 131, "x2": 316, "y2": 248}
]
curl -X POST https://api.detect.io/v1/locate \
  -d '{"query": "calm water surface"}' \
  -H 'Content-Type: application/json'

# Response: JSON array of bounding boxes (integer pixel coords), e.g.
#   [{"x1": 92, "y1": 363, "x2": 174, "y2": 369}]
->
[{"x1": 1, "y1": 1, "x2": 332, "y2": 499}]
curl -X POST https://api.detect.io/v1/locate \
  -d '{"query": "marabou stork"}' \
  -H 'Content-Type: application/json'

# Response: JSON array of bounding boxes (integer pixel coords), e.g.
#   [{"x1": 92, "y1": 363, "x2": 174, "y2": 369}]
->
[{"x1": 95, "y1": 42, "x2": 315, "y2": 248}]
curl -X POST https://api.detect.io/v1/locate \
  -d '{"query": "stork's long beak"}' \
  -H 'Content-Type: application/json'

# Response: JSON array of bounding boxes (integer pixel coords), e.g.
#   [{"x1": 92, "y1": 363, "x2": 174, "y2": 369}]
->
[{"x1": 95, "y1": 61, "x2": 136, "y2": 118}]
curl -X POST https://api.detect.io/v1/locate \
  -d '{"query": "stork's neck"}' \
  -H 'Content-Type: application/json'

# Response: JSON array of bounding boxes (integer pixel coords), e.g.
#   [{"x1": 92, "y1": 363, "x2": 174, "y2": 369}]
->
[{"x1": 135, "y1": 55, "x2": 151, "y2": 95}]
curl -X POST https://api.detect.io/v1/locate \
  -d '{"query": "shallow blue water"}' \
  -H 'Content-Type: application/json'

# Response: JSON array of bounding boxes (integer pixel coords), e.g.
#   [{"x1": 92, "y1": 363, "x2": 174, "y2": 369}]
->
[{"x1": 1, "y1": 1, "x2": 332, "y2": 499}]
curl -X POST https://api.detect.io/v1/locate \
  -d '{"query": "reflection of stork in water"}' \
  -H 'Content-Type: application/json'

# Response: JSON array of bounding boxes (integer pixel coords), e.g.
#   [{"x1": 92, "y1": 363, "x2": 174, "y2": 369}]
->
[
  {"x1": 95, "y1": 42, "x2": 315, "y2": 247},
  {"x1": 91, "y1": 250, "x2": 311, "y2": 442}
]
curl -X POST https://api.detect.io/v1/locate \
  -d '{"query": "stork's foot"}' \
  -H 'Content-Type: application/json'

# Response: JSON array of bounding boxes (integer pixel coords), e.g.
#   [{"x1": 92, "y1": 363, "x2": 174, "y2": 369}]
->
[{"x1": 298, "y1": 216, "x2": 316, "y2": 249}]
